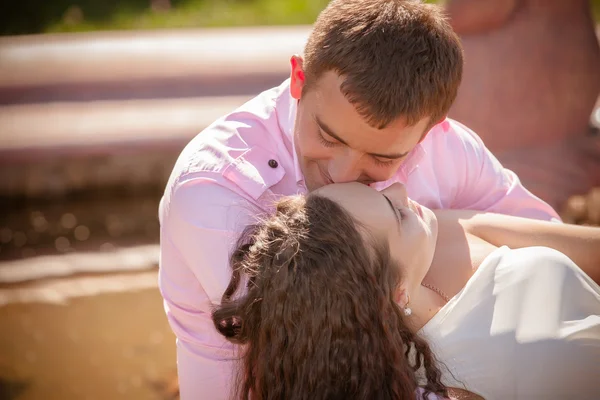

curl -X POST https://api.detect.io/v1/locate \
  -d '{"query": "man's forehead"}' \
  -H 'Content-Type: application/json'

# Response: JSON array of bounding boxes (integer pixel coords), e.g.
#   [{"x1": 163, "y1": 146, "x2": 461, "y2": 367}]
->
[
  {"x1": 311, "y1": 72, "x2": 430, "y2": 142},
  {"x1": 316, "y1": 108, "x2": 427, "y2": 153},
  {"x1": 310, "y1": 73, "x2": 349, "y2": 109}
]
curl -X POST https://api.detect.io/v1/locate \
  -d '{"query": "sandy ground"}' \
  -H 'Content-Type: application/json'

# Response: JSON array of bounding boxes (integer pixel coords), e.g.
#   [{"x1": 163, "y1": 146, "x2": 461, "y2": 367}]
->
[{"x1": 0, "y1": 274, "x2": 176, "y2": 400}]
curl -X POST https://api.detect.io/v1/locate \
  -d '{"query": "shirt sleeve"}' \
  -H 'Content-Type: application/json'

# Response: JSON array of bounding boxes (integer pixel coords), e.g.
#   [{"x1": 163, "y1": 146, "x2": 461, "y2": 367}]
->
[
  {"x1": 158, "y1": 177, "x2": 259, "y2": 400},
  {"x1": 447, "y1": 120, "x2": 561, "y2": 222}
]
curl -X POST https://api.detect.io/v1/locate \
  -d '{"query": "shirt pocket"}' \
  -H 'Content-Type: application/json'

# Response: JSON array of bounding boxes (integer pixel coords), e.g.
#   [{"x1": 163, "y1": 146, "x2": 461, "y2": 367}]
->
[{"x1": 222, "y1": 146, "x2": 285, "y2": 201}]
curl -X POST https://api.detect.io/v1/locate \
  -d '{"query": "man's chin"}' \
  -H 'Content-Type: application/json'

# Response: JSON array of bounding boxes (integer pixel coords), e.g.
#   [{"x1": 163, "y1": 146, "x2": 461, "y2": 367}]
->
[
  {"x1": 304, "y1": 171, "x2": 329, "y2": 192},
  {"x1": 305, "y1": 179, "x2": 324, "y2": 193}
]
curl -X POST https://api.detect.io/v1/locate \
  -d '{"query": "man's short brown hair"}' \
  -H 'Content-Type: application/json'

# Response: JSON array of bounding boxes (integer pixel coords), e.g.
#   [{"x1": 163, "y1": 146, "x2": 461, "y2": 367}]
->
[{"x1": 303, "y1": 0, "x2": 463, "y2": 129}]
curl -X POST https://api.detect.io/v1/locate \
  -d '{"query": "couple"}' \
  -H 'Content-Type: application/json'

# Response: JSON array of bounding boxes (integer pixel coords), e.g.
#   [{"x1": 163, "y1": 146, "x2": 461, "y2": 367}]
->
[
  {"x1": 157, "y1": 0, "x2": 592, "y2": 398},
  {"x1": 212, "y1": 182, "x2": 600, "y2": 399}
]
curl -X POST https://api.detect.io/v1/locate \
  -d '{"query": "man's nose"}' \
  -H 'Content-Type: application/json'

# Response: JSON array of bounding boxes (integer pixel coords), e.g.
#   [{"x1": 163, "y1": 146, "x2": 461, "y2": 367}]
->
[
  {"x1": 328, "y1": 152, "x2": 362, "y2": 183},
  {"x1": 382, "y1": 182, "x2": 409, "y2": 206}
]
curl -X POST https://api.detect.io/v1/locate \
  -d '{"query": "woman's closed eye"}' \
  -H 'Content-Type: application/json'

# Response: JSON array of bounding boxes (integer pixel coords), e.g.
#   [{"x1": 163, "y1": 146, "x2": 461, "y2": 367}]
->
[
  {"x1": 383, "y1": 194, "x2": 406, "y2": 224},
  {"x1": 397, "y1": 207, "x2": 407, "y2": 220}
]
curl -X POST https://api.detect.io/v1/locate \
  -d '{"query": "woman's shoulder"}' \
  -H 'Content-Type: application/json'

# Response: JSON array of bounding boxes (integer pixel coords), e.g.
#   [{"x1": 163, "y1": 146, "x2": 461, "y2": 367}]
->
[
  {"x1": 424, "y1": 245, "x2": 589, "y2": 326},
  {"x1": 426, "y1": 245, "x2": 599, "y2": 334},
  {"x1": 494, "y1": 246, "x2": 575, "y2": 269},
  {"x1": 467, "y1": 245, "x2": 600, "y2": 314},
  {"x1": 421, "y1": 246, "x2": 600, "y2": 398},
  {"x1": 490, "y1": 246, "x2": 598, "y2": 290}
]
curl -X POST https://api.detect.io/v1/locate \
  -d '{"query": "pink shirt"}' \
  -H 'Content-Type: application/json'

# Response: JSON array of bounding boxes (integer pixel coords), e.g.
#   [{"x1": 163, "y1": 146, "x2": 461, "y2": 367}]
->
[{"x1": 158, "y1": 80, "x2": 559, "y2": 399}]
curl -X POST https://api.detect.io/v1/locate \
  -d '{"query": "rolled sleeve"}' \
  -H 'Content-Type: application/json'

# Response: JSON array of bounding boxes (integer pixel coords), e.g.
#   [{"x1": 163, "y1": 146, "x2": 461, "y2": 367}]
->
[{"x1": 448, "y1": 120, "x2": 561, "y2": 222}]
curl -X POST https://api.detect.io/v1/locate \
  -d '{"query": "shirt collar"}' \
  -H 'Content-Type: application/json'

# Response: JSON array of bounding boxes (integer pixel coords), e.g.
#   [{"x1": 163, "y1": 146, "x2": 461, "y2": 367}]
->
[
  {"x1": 400, "y1": 142, "x2": 426, "y2": 177},
  {"x1": 276, "y1": 79, "x2": 304, "y2": 184},
  {"x1": 371, "y1": 143, "x2": 426, "y2": 191},
  {"x1": 289, "y1": 102, "x2": 304, "y2": 185},
  {"x1": 377, "y1": 118, "x2": 448, "y2": 188}
]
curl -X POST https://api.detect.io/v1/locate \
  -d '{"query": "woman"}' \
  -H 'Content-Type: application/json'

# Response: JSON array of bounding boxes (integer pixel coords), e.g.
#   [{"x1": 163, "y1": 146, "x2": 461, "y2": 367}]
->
[{"x1": 212, "y1": 182, "x2": 600, "y2": 399}]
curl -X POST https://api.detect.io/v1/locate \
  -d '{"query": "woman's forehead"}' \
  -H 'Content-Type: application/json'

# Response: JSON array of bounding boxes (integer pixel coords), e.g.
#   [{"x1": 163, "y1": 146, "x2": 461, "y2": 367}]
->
[
  {"x1": 313, "y1": 183, "x2": 394, "y2": 228},
  {"x1": 312, "y1": 182, "x2": 375, "y2": 203}
]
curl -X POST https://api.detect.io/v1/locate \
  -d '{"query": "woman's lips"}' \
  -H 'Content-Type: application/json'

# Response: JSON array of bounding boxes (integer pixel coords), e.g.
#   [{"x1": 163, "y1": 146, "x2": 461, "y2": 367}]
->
[{"x1": 409, "y1": 200, "x2": 424, "y2": 219}]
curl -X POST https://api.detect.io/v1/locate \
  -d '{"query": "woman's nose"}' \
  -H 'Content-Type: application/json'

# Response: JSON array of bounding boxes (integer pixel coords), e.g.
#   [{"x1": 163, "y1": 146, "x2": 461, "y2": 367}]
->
[{"x1": 382, "y1": 182, "x2": 408, "y2": 206}]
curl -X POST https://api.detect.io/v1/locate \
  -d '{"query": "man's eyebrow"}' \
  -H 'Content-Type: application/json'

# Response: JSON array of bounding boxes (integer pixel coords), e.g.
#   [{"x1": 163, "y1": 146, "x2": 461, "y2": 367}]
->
[
  {"x1": 383, "y1": 194, "x2": 401, "y2": 229},
  {"x1": 315, "y1": 116, "x2": 410, "y2": 160}
]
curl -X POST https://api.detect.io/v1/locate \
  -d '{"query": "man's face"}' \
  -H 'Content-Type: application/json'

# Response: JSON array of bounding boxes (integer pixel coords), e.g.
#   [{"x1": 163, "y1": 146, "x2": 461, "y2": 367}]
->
[{"x1": 290, "y1": 62, "x2": 431, "y2": 192}]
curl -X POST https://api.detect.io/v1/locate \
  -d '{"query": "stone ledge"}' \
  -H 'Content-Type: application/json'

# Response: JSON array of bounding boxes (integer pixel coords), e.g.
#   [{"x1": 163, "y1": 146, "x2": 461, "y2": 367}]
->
[
  {"x1": 0, "y1": 26, "x2": 309, "y2": 89},
  {"x1": 0, "y1": 270, "x2": 158, "y2": 307},
  {"x1": 0, "y1": 96, "x2": 250, "y2": 197},
  {"x1": 0, "y1": 96, "x2": 250, "y2": 154},
  {"x1": 0, "y1": 244, "x2": 158, "y2": 284}
]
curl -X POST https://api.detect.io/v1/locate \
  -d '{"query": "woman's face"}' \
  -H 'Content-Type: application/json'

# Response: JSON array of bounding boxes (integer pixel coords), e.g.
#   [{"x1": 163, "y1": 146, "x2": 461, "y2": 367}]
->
[{"x1": 314, "y1": 182, "x2": 438, "y2": 290}]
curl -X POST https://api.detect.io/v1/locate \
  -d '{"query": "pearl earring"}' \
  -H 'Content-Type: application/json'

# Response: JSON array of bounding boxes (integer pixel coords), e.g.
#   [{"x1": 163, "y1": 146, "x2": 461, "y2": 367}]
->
[{"x1": 403, "y1": 293, "x2": 412, "y2": 316}]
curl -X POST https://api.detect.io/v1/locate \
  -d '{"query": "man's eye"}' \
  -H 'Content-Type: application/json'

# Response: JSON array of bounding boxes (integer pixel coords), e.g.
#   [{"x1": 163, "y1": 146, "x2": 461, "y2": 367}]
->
[
  {"x1": 373, "y1": 157, "x2": 397, "y2": 167},
  {"x1": 317, "y1": 131, "x2": 339, "y2": 147}
]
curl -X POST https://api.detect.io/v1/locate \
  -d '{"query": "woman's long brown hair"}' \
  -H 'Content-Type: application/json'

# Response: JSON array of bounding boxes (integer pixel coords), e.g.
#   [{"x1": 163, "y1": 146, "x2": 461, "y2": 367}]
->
[{"x1": 212, "y1": 194, "x2": 448, "y2": 399}]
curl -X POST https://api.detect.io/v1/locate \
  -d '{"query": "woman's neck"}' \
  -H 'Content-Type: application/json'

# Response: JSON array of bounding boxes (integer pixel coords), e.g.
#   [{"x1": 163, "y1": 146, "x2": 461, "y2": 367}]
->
[{"x1": 405, "y1": 284, "x2": 448, "y2": 332}]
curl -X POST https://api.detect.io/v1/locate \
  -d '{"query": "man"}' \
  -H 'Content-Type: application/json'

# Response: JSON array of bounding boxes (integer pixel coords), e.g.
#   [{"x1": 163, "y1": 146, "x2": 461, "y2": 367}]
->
[{"x1": 159, "y1": 1, "x2": 559, "y2": 398}]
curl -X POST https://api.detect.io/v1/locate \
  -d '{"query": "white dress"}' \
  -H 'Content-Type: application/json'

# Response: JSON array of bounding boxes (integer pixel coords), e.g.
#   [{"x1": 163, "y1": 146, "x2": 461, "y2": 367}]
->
[{"x1": 419, "y1": 246, "x2": 600, "y2": 400}]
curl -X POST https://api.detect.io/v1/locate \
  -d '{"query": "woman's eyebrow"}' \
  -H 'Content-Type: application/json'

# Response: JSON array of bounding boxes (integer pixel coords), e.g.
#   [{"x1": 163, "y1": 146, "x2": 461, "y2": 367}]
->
[{"x1": 382, "y1": 194, "x2": 401, "y2": 228}]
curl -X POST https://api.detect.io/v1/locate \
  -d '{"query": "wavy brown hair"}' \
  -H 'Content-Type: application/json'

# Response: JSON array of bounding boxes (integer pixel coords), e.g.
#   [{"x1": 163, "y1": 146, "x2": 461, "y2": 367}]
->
[{"x1": 212, "y1": 194, "x2": 447, "y2": 400}]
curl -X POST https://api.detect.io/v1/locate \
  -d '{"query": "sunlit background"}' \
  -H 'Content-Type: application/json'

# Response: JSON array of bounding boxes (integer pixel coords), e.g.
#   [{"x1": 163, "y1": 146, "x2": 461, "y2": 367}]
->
[{"x1": 0, "y1": 1, "x2": 599, "y2": 399}]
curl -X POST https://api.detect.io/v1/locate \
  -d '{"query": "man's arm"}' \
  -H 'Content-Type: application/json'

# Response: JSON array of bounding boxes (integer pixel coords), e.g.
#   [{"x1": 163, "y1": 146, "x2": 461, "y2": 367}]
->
[
  {"x1": 446, "y1": 119, "x2": 560, "y2": 221},
  {"x1": 159, "y1": 178, "x2": 258, "y2": 400}
]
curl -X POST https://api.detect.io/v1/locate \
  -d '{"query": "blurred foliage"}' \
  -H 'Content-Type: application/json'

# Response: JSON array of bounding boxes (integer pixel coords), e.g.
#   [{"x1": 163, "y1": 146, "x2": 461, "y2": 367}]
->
[
  {"x1": 0, "y1": 0, "x2": 328, "y2": 35},
  {"x1": 0, "y1": 0, "x2": 442, "y2": 35},
  {"x1": 0, "y1": 0, "x2": 598, "y2": 36}
]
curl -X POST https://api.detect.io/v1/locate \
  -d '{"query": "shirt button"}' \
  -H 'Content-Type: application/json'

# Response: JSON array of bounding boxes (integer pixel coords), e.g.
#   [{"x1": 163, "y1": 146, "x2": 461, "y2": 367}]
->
[{"x1": 268, "y1": 159, "x2": 278, "y2": 168}]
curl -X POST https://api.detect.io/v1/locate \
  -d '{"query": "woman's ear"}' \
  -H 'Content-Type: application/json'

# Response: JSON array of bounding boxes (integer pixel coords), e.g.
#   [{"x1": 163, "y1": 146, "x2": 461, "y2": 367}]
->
[{"x1": 394, "y1": 287, "x2": 410, "y2": 308}]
